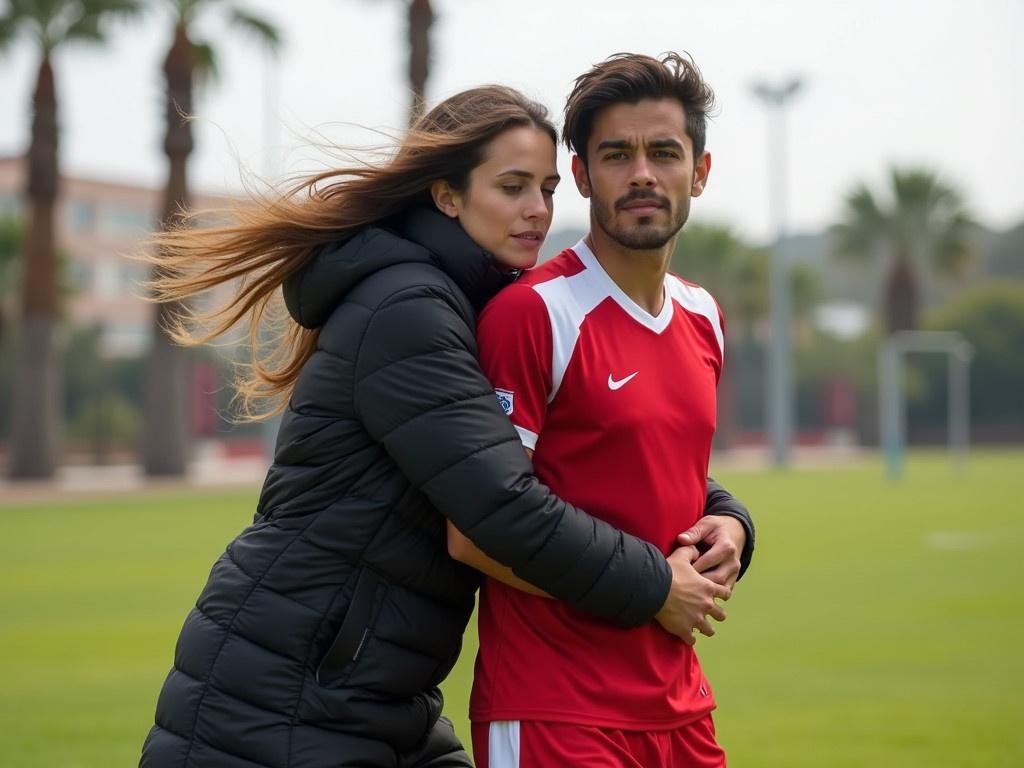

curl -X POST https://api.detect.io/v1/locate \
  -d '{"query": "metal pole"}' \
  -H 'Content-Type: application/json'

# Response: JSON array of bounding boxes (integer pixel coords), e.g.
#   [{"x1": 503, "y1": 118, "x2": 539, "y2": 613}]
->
[
  {"x1": 880, "y1": 340, "x2": 903, "y2": 480},
  {"x1": 752, "y1": 78, "x2": 803, "y2": 467},
  {"x1": 949, "y1": 343, "x2": 971, "y2": 471}
]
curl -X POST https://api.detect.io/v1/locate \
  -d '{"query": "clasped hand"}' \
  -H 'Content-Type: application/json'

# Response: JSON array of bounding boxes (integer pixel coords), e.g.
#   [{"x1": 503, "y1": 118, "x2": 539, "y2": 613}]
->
[{"x1": 654, "y1": 515, "x2": 746, "y2": 645}]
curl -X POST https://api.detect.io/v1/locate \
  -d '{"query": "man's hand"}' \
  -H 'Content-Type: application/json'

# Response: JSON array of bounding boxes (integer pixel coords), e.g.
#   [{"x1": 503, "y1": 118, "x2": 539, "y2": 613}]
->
[
  {"x1": 677, "y1": 515, "x2": 746, "y2": 592},
  {"x1": 654, "y1": 546, "x2": 730, "y2": 646}
]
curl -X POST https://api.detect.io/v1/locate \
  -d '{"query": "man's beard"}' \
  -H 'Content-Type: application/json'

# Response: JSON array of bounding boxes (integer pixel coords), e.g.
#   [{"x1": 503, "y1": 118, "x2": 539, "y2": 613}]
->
[{"x1": 592, "y1": 187, "x2": 690, "y2": 250}]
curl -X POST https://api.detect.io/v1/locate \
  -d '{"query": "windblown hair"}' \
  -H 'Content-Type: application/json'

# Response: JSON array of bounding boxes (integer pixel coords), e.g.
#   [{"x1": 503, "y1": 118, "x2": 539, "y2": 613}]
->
[
  {"x1": 146, "y1": 86, "x2": 556, "y2": 420},
  {"x1": 563, "y1": 51, "x2": 716, "y2": 164}
]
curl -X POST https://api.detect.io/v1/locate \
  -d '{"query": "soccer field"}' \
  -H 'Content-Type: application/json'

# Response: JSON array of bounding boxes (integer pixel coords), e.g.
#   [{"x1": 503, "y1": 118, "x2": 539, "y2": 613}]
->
[{"x1": 1, "y1": 450, "x2": 1022, "y2": 767}]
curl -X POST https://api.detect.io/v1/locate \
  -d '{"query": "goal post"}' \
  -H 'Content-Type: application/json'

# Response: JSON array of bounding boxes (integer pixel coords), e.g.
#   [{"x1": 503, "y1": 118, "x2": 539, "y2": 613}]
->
[{"x1": 878, "y1": 331, "x2": 974, "y2": 479}]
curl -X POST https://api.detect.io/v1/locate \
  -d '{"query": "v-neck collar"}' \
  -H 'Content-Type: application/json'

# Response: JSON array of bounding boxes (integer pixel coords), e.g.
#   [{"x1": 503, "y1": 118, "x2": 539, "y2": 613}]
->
[{"x1": 572, "y1": 238, "x2": 674, "y2": 334}]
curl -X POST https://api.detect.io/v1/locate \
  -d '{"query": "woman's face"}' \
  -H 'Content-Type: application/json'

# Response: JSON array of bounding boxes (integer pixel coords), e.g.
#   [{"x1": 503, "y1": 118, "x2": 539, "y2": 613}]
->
[{"x1": 436, "y1": 125, "x2": 560, "y2": 271}]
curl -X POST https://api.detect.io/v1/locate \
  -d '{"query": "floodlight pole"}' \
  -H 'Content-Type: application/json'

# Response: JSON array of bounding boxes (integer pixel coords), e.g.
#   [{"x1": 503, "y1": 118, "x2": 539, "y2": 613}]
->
[{"x1": 752, "y1": 77, "x2": 803, "y2": 468}]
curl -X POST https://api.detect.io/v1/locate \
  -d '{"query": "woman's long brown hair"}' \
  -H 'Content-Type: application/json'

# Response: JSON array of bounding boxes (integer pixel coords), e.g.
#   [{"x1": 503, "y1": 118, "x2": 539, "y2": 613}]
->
[{"x1": 146, "y1": 86, "x2": 556, "y2": 421}]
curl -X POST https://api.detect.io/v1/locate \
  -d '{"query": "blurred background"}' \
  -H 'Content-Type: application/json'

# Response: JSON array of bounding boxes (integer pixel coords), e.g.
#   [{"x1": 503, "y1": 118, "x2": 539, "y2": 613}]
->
[
  {"x1": 0, "y1": 1, "x2": 1021, "y2": 766},
  {"x1": 2, "y1": 0, "x2": 1023, "y2": 482}
]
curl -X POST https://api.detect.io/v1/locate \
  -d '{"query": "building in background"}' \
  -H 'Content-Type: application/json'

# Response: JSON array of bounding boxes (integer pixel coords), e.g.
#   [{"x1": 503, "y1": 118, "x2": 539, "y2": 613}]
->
[{"x1": 0, "y1": 155, "x2": 232, "y2": 358}]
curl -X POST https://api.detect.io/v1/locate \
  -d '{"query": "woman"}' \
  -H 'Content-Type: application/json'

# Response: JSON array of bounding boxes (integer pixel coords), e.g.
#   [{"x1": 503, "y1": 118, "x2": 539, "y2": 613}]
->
[{"x1": 140, "y1": 86, "x2": 752, "y2": 768}]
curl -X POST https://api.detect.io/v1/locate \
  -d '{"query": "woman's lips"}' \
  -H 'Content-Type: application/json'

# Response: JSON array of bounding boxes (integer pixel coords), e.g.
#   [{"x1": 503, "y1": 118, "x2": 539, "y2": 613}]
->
[{"x1": 512, "y1": 231, "x2": 544, "y2": 247}]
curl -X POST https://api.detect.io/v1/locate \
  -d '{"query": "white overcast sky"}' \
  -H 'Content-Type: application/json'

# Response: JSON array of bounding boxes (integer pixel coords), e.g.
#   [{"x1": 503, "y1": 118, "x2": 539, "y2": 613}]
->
[{"x1": 1, "y1": 0, "x2": 1022, "y2": 242}]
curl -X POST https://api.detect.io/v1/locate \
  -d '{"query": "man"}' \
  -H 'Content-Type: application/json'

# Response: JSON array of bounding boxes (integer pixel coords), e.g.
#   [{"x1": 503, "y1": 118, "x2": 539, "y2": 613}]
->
[{"x1": 449, "y1": 52, "x2": 746, "y2": 766}]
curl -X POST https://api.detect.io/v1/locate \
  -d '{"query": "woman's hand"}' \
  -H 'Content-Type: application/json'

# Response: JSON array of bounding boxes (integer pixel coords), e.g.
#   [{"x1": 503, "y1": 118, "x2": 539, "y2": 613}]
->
[{"x1": 655, "y1": 545, "x2": 729, "y2": 645}]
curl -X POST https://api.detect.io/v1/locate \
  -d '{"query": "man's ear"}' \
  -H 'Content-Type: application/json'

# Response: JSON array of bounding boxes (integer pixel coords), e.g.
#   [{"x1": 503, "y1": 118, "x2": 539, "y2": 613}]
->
[
  {"x1": 430, "y1": 180, "x2": 460, "y2": 218},
  {"x1": 571, "y1": 155, "x2": 591, "y2": 198},
  {"x1": 691, "y1": 151, "x2": 712, "y2": 198}
]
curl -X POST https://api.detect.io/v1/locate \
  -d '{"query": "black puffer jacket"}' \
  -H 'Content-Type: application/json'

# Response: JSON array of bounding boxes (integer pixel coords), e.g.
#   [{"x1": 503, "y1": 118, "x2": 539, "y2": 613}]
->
[{"x1": 141, "y1": 207, "x2": 754, "y2": 768}]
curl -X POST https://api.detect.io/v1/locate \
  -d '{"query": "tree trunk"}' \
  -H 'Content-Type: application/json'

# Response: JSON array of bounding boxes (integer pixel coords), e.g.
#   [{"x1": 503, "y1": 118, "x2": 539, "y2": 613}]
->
[
  {"x1": 142, "y1": 25, "x2": 194, "y2": 477},
  {"x1": 407, "y1": 0, "x2": 433, "y2": 126},
  {"x1": 9, "y1": 56, "x2": 60, "y2": 480},
  {"x1": 885, "y1": 254, "x2": 917, "y2": 335}
]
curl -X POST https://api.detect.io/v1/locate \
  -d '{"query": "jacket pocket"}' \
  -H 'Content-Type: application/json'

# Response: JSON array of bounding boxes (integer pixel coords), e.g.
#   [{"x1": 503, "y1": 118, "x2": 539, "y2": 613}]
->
[{"x1": 316, "y1": 568, "x2": 383, "y2": 686}]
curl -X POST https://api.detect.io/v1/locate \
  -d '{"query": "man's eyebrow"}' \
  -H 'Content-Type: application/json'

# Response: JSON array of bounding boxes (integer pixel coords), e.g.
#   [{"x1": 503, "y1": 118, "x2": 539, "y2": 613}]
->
[
  {"x1": 595, "y1": 139, "x2": 632, "y2": 152},
  {"x1": 497, "y1": 169, "x2": 561, "y2": 182},
  {"x1": 648, "y1": 138, "x2": 686, "y2": 152},
  {"x1": 595, "y1": 138, "x2": 686, "y2": 153}
]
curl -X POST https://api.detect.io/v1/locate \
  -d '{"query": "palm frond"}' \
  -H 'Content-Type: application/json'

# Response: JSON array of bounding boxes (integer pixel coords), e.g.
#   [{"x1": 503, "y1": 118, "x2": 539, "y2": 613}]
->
[
  {"x1": 30, "y1": 0, "x2": 143, "y2": 49},
  {"x1": 64, "y1": 13, "x2": 103, "y2": 44},
  {"x1": 83, "y1": 0, "x2": 146, "y2": 16},
  {"x1": 0, "y1": 0, "x2": 50, "y2": 54},
  {"x1": 180, "y1": 0, "x2": 215, "y2": 26},
  {"x1": 0, "y1": 13, "x2": 20, "y2": 53},
  {"x1": 226, "y1": 5, "x2": 281, "y2": 52},
  {"x1": 932, "y1": 212, "x2": 977, "y2": 277},
  {"x1": 191, "y1": 38, "x2": 218, "y2": 85},
  {"x1": 831, "y1": 185, "x2": 884, "y2": 260}
]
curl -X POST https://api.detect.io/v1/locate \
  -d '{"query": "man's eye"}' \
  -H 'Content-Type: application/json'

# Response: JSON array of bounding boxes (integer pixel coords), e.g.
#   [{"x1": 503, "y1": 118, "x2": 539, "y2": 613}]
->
[
  {"x1": 542, "y1": 188, "x2": 557, "y2": 198},
  {"x1": 653, "y1": 150, "x2": 679, "y2": 159},
  {"x1": 605, "y1": 152, "x2": 628, "y2": 161}
]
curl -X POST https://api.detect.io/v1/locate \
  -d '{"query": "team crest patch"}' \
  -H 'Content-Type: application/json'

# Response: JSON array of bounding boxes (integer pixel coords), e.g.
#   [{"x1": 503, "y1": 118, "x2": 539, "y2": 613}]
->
[{"x1": 495, "y1": 388, "x2": 514, "y2": 416}]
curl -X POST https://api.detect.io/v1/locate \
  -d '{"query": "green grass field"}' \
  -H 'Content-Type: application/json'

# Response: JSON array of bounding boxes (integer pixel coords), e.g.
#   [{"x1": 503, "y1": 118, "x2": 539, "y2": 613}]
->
[{"x1": 2, "y1": 450, "x2": 1022, "y2": 767}]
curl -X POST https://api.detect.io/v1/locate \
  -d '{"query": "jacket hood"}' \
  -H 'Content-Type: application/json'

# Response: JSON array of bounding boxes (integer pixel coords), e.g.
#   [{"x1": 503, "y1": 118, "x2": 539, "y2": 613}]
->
[{"x1": 284, "y1": 206, "x2": 514, "y2": 329}]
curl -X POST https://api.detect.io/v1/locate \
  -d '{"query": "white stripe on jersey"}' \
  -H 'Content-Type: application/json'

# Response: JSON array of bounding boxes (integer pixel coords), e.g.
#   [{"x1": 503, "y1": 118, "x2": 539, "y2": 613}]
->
[
  {"x1": 666, "y1": 276, "x2": 725, "y2": 357},
  {"x1": 487, "y1": 721, "x2": 520, "y2": 768},
  {"x1": 513, "y1": 425, "x2": 539, "y2": 451},
  {"x1": 528, "y1": 238, "x2": 723, "y2": 403},
  {"x1": 573, "y1": 239, "x2": 675, "y2": 333},
  {"x1": 532, "y1": 267, "x2": 604, "y2": 403}
]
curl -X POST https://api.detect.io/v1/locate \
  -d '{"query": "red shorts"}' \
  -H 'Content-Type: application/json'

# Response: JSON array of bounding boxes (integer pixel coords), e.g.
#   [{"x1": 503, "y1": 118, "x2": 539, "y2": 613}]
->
[{"x1": 471, "y1": 716, "x2": 726, "y2": 768}]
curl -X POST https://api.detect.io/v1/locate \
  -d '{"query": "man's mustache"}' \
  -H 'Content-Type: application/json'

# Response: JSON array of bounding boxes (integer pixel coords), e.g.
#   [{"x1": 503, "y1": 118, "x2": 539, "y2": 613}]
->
[{"x1": 614, "y1": 190, "x2": 671, "y2": 211}]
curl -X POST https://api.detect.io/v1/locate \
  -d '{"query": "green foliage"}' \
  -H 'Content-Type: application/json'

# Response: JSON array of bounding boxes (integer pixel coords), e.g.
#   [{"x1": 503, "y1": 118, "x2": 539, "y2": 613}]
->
[
  {"x1": 0, "y1": 215, "x2": 22, "y2": 300},
  {"x1": 920, "y1": 281, "x2": 1024, "y2": 426},
  {"x1": 796, "y1": 324, "x2": 881, "y2": 394},
  {"x1": 833, "y1": 167, "x2": 975, "y2": 276},
  {"x1": 67, "y1": 392, "x2": 140, "y2": 457},
  {"x1": 832, "y1": 167, "x2": 977, "y2": 333},
  {"x1": 62, "y1": 324, "x2": 145, "y2": 449},
  {"x1": 165, "y1": 0, "x2": 282, "y2": 86},
  {"x1": 988, "y1": 222, "x2": 1024, "y2": 277},
  {"x1": 0, "y1": 0, "x2": 142, "y2": 54}
]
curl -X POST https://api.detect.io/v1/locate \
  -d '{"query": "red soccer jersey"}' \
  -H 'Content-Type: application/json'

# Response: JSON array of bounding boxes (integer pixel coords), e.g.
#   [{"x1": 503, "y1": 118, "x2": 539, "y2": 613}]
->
[{"x1": 470, "y1": 240, "x2": 726, "y2": 730}]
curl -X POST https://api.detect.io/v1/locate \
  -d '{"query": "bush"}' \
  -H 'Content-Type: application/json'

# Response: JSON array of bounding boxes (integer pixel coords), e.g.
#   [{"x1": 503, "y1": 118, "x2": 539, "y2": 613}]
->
[{"x1": 918, "y1": 281, "x2": 1024, "y2": 430}]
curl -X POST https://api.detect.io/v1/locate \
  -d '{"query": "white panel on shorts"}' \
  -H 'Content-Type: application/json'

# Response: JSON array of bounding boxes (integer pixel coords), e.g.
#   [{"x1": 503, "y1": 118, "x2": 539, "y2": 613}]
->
[{"x1": 487, "y1": 721, "x2": 521, "y2": 768}]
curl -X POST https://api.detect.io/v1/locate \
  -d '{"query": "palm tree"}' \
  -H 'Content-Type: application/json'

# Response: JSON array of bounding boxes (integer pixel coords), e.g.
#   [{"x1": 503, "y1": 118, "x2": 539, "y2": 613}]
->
[
  {"x1": 406, "y1": 0, "x2": 433, "y2": 125},
  {"x1": 142, "y1": 0, "x2": 280, "y2": 476},
  {"x1": 360, "y1": 0, "x2": 434, "y2": 125},
  {"x1": 832, "y1": 167, "x2": 974, "y2": 335},
  {"x1": 0, "y1": 0, "x2": 141, "y2": 479}
]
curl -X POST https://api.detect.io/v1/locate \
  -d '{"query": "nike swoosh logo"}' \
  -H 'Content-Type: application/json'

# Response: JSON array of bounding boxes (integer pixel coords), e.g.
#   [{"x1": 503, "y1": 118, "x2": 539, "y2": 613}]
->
[{"x1": 607, "y1": 372, "x2": 639, "y2": 390}]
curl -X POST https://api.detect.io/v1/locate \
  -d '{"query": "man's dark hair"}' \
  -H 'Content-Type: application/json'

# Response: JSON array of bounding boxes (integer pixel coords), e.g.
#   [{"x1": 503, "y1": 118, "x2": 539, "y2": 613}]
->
[{"x1": 563, "y1": 52, "x2": 716, "y2": 164}]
